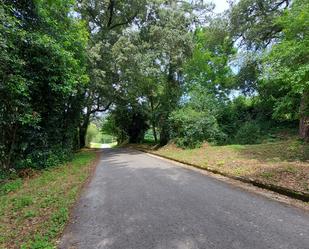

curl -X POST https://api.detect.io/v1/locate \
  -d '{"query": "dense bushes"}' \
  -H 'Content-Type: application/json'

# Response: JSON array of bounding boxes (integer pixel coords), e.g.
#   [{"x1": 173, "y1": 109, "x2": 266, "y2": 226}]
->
[
  {"x1": 0, "y1": 1, "x2": 88, "y2": 172},
  {"x1": 168, "y1": 93, "x2": 297, "y2": 149},
  {"x1": 163, "y1": 0, "x2": 307, "y2": 149},
  {"x1": 1, "y1": 0, "x2": 307, "y2": 170},
  {"x1": 234, "y1": 122, "x2": 261, "y2": 145},
  {"x1": 170, "y1": 107, "x2": 225, "y2": 148}
]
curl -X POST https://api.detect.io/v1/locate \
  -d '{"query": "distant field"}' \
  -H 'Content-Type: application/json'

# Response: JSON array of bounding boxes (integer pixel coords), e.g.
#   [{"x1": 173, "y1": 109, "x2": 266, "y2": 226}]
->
[
  {"x1": 135, "y1": 138, "x2": 309, "y2": 194},
  {"x1": 0, "y1": 151, "x2": 97, "y2": 249}
]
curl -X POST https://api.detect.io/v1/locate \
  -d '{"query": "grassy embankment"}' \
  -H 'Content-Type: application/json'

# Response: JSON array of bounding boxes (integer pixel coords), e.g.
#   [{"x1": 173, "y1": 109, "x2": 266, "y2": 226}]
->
[
  {"x1": 136, "y1": 137, "x2": 309, "y2": 195},
  {"x1": 0, "y1": 151, "x2": 98, "y2": 249}
]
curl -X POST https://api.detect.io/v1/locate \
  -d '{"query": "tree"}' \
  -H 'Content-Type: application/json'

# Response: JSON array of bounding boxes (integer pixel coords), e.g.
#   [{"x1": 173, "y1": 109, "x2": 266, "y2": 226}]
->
[
  {"x1": 109, "y1": 0, "x2": 211, "y2": 145},
  {"x1": 263, "y1": 0, "x2": 309, "y2": 140},
  {"x1": 234, "y1": 53, "x2": 261, "y2": 96},
  {"x1": 229, "y1": 0, "x2": 290, "y2": 49},
  {"x1": 0, "y1": 0, "x2": 88, "y2": 170},
  {"x1": 184, "y1": 18, "x2": 235, "y2": 99},
  {"x1": 0, "y1": 1, "x2": 33, "y2": 169},
  {"x1": 76, "y1": 0, "x2": 150, "y2": 148},
  {"x1": 168, "y1": 19, "x2": 235, "y2": 148},
  {"x1": 170, "y1": 85, "x2": 225, "y2": 148}
]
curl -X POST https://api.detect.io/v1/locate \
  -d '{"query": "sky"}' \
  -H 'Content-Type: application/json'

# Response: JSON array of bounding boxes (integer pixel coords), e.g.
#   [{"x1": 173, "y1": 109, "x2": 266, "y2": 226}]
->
[{"x1": 212, "y1": 0, "x2": 230, "y2": 13}]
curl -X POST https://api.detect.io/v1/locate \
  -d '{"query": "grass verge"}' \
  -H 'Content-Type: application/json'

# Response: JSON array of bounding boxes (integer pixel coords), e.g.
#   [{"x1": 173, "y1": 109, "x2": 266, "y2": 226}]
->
[
  {"x1": 0, "y1": 151, "x2": 98, "y2": 249},
  {"x1": 133, "y1": 139, "x2": 309, "y2": 198}
]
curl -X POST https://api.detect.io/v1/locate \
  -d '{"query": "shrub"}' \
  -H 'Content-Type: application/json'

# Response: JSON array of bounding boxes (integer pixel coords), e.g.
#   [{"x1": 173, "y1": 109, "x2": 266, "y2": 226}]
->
[
  {"x1": 16, "y1": 147, "x2": 71, "y2": 170},
  {"x1": 234, "y1": 122, "x2": 261, "y2": 144},
  {"x1": 170, "y1": 107, "x2": 226, "y2": 148}
]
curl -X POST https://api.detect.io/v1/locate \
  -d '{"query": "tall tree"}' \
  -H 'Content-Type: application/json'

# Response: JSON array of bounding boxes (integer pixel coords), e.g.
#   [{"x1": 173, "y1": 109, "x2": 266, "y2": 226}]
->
[
  {"x1": 185, "y1": 17, "x2": 235, "y2": 98},
  {"x1": 109, "y1": 0, "x2": 210, "y2": 144},
  {"x1": 76, "y1": 0, "x2": 149, "y2": 147},
  {"x1": 263, "y1": 0, "x2": 309, "y2": 140},
  {"x1": 229, "y1": 0, "x2": 290, "y2": 49},
  {"x1": 0, "y1": 0, "x2": 88, "y2": 170}
]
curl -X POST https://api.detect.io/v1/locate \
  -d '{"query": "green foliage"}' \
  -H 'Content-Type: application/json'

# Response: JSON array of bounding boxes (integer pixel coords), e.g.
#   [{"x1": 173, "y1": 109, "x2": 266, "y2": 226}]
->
[
  {"x1": 21, "y1": 236, "x2": 54, "y2": 249},
  {"x1": 101, "y1": 133, "x2": 116, "y2": 144},
  {"x1": 0, "y1": 0, "x2": 88, "y2": 171},
  {"x1": 234, "y1": 122, "x2": 261, "y2": 145},
  {"x1": 104, "y1": 105, "x2": 149, "y2": 144},
  {"x1": 12, "y1": 196, "x2": 34, "y2": 211},
  {"x1": 234, "y1": 53, "x2": 260, "y2": 95},
  {"x1": 15, "y1": 147, "x2": 72, "y2": 170},
  {"x1": 228, "y1": 0, "x2": 308, "y2": 142},
  {"x1": 185, "y1": 23, "x2": 235, "y2": 98},
  {"x1": 0, "y1": 151, "x2": 96, "y2": 248},
  {"x1": 0, "y1": 179, "x2": 23, "y2": 195},
  {"x1": 107, "y1": 1, "x2": 210, "y2": 145},
  {"x1": 229, "y1": 0, "x2": 290, "y2": 49},
  {"x1": 169, "y1": 22, "x2": 235, "y2": 148},
  {"x1": 76, "y1": 0, "x2": 152, "y2": 148},
  {"x1": 218, "y1": 96, "x2": 257, "y2": 137},
  {"x1": 262, "y1": 0, "x2": 309, "y2": 120},
  {"x1": 102, "y1": 116, "x2": 121, "y2": 140},
  {"x1": 86, "y1": 123, "x2": 102, "y2": 147},
  {"x1": 1, "y1": 0, "x2": 308, "y2": 174},
  {"x1": 170, "y1": 85, "x2": 226, "y2": 148},
  {"x1": 143, "y1": 130, "x2": 156, "y2": 143},
  {"x1": 170, "y1": 107, "x2": 225, "y2": 148}
]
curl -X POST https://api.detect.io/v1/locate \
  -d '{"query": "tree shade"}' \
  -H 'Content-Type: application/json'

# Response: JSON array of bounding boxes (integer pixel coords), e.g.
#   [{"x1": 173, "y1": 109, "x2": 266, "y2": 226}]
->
[{"x1": 1, "y1": 0, "x2": 308, "y2": 173}]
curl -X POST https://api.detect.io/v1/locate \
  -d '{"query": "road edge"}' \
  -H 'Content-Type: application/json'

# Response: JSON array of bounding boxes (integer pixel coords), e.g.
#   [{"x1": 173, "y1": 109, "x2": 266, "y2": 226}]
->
[
  {"x1": 133, "y1": 147, "x2": 309, "y2": 208},
  {"x1": 56, "y1": 149, "x2": 102, "y2": 247}
]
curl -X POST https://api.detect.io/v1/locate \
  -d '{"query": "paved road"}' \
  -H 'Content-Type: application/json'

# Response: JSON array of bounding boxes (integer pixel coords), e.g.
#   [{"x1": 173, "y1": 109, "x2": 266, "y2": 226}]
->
[{"x1": 59, "y1": 148, "x2": 309, "y2": 249}]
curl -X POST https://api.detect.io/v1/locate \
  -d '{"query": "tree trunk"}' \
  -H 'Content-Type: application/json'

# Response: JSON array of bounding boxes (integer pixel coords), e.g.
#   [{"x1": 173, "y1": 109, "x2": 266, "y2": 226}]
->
[
  {"x1": 6, "y1": 124, "x2": 18, "y2": 169},
  {"x1": 79, "y1": 114, "x2": 90, "y2": 148},
  {"x1": 79, "y1": 125, "x2": 87, "y2": 148},
  {"x1": 149, "y1": 97, "x2": 158, "y2": 143},
  {"x1": 159, "y1": 117, "x2": 170, "y2": 146},
  {"x1": 299, "y1": 91, "x2": 309, "y2": 142},
  {"x1": 152, "y1": 124, "x2": 158, "y2": 143}
]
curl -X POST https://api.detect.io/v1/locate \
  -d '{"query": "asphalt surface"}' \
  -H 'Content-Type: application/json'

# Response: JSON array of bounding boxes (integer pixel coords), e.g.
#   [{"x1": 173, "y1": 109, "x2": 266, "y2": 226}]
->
[{"x1": 59, "y1": 148, "x2": 309, "y2": 249}]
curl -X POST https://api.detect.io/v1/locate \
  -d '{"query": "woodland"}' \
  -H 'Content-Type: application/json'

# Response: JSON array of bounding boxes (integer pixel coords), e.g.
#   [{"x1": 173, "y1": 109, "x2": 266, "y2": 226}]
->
[{"x1": 1, "y1": 0, "x2": 308, "y2": 173}]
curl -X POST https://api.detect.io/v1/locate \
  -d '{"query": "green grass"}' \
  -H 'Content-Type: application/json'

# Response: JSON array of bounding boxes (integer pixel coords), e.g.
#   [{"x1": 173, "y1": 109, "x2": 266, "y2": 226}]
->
[
  {"x1": 134, "y1": 138, "x2": 309, "y2": 194},
  {"x1": 260, "y1": 172, "x2": 275, "y2": 179},
  {"x1": 230, "y1": 139, "x2": 309, "y2": 162},
  {"x1": 0, "y1": 178, "x2": 23, "y2": 195},
  {"x1": 0, "y1": 151, "x2": 97, "y2": 249}
]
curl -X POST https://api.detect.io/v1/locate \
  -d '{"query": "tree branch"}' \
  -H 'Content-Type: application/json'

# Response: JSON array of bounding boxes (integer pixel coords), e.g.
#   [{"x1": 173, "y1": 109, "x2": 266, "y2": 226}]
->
[
  {"x1": 90, "y1": 102, "x2": 112, "y2": 114},
  {"x1": 109, "y1": 11, "x2": 138, "y2": 30},
  {"x1": 107, "y1": 0, "x2": 115, "y2": 28}
]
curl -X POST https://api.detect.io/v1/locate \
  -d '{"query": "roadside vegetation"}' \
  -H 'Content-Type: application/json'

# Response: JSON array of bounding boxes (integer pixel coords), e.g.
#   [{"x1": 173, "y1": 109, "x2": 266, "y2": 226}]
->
[
  {"x1": 135, "y1": 135, "x2": 309, "y2": 194},
  {"x1": 2, "y1": 0, "x2": 308, "y2": 176},
  {"x1": 102, "y1": 0, "x2": 309, "y2": 151},
  {"x1": 1, "y1": 0, "x2": 308, "y2": 245},
  {"x1": 0, "y1": 151, "x2": 97, "y2": 249}
]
